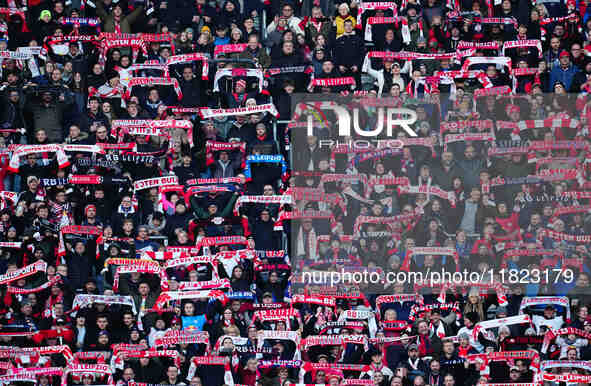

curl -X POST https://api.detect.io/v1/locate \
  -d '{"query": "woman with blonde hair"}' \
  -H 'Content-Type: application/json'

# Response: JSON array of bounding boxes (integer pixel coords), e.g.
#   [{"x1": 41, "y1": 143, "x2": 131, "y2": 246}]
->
[
  {"x1": 463, "y1": 287, "x2": 485, "y2": 322},
  {"x1": 334, "y1": 3, "x2": 355, "y2": 37}
]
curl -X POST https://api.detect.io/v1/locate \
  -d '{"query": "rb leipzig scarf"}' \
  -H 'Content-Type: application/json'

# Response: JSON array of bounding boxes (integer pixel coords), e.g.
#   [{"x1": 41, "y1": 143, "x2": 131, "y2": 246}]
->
[
  {"x1": 213, "y1": 43, "x2": 247, "y2": 57},
  {"x1": 124, "y1": 77, "x2": 182, "y2": 100},
  {"x1": 166, "y1": 53, "x2": 209, "y2": 80},
  {"x1": 233, "y1": 194, "x2": 292, "y2": 216},
  {"x1": 461, "y1": 56, "x2": 512, "y2": 72},
  {"x1": 151, "y1": 290, "x2": 228, "y2": 311},
  {"x1": 519, "y1": 296, "x2": 570, "y2": 322},
  {"x1": 243, "y1": 154, "x2": 287, "y2": 181},
  {"x1": 7, "y1": 144, "x2": 69, "y2": 172},
  {"x1": 541, "y1": 327, "x2": 591, "y2": 353},
  {"x1": 71, "y1": 294, "x2": 137, "y2": 315},
  {"x1": 502, "y1": 39, "x2": 542, "y2": 58},
  {"x1": 364, "y1": 17, "x2": 409, "y2": 43},
  {"x1": 154, "y1": 330, "x2": 210, "y2": 347}
]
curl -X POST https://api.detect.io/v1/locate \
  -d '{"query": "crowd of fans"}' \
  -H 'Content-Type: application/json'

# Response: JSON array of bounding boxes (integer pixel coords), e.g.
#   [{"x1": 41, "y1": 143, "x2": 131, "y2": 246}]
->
[{"x1": 1, "y1": 0, "x2": 591, "y2": 384}]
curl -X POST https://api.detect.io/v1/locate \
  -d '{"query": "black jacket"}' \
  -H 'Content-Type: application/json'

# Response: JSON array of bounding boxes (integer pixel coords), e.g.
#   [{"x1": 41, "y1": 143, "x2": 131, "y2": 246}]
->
[{"x1": 333, "y1": 33, "x2": 365, "y2": 68}]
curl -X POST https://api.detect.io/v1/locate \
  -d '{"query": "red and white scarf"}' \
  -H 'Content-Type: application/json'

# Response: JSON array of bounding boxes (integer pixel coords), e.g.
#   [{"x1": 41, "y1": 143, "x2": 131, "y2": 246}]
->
[
  {"x1": 124, "y1": 76, "x2": 182, "y2": 100},
  {"x1": 213, "y1": 43, "x2": 247, "y2": 57},
  {"x1": 178, "y1": 279, "x2": 230, "y2": 290},
  {"x1": 457, "y1": 41, "x2": 499, "y2": 50},
  {"x1": 473, "y1": 85, "x2": 511, "y2": 98},
  {"x1": 7, "y1": 144, "x2": 69, "y2": 172},
  {"x1": 519, "y1": 296, "x2": 570, "y2": 322},
  {"x1": 152, "y1": 290, "x2": 228, "y2": 311},
  {"x1": 443, "y1": 132, "x2": 495, "y2": 152},
  {"x1": 154, "y1": 330, "x2": 210, "y2": 347},
  {"x1": 213, "y1": 68, "x2": 264, "y2": 92},
  {"x1": 100, "y1": 33, "x2": 148, "y2": 63},
  {"x1": 436, "y1": 69, "x2": 493, "y2": 88},
  {"x1": 364, "y1": 16, "x2": 409, "y2": 43},
  {"x1": 187, "y1": 356, "x2": 234, "y2": 385},
  {"x1": 398, "y1": 185, "x2": 456, "y2": 207},
  {"x1": 461, "y1": 56, "x2": 512, "y2": 72},
  {"x1": 291, "y1": 294, "x2": 336, "y2": 307},
  {"x1": 112, "y1": 349, "x2": 179, "y2": 370},
  {"x1": 537, "y1": 229, "x2": 591, "y2": 243},
  {"x1": 113, "y1": 263, "x2": 169, "y2": 292},
  {"x1": 0, "y1": 241, "x2": 21, "y2": 249},
  {"x1": 472, "y1": 314, "x2": 532, "y2": 341},
  {"x1": 440, "y1": 119, "x2": 494, "y2": 134},
  {"x1": 233, "y1": 194, "x2": 292, "y2": 216},
  {"x1": 541, "y1": 327, "x2": 591, "y2": 353},
  {"x1": 166, "y1": 52, "x2": 210, "y2": 80},
  {"x1": 466, "y1": 350, "x2": 540, "y2": 376},
  {"x1": 356, "y1": 2, "x2": 398, "y2": 27},
  {"x1": 353, "y1": 211, "x2": 421, "y2": 234},
  {"x1": 7, "y1": 275, "x2": 61, "y2": 294},
  {"x1": 61, "y1": 363, "x2": 112, "y2": 386},
  {"x1": 199, "y1": 103, "x2": 279, "y2": 119},
  {"x1": 71, "y1": 294, "x2": 137, "y2": 315},
  {"x1": 252, "y1": 308, "x2": 300, "y2": 323},
  {"x1": 0, "y1": 261, "x2": 47, "y2": 285},
  {"x1": 502, "y1": 39, "x2": 543, "y2": 58},
  {"x1": 133, "y1": 175, "x2": 178, "y2": 191}
]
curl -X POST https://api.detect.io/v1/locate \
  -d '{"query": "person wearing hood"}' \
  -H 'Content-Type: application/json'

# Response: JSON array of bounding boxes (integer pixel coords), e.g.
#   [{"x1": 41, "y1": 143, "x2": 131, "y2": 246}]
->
[{"x1": 219, "y1": 0, "x2": 242, "y2": 28}]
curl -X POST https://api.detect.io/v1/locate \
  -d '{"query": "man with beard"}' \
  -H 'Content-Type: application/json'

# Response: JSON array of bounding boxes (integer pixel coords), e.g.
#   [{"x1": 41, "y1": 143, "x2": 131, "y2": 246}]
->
[{"x1": 432, "y1": 151, "x2": 464, "y2": 192}]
